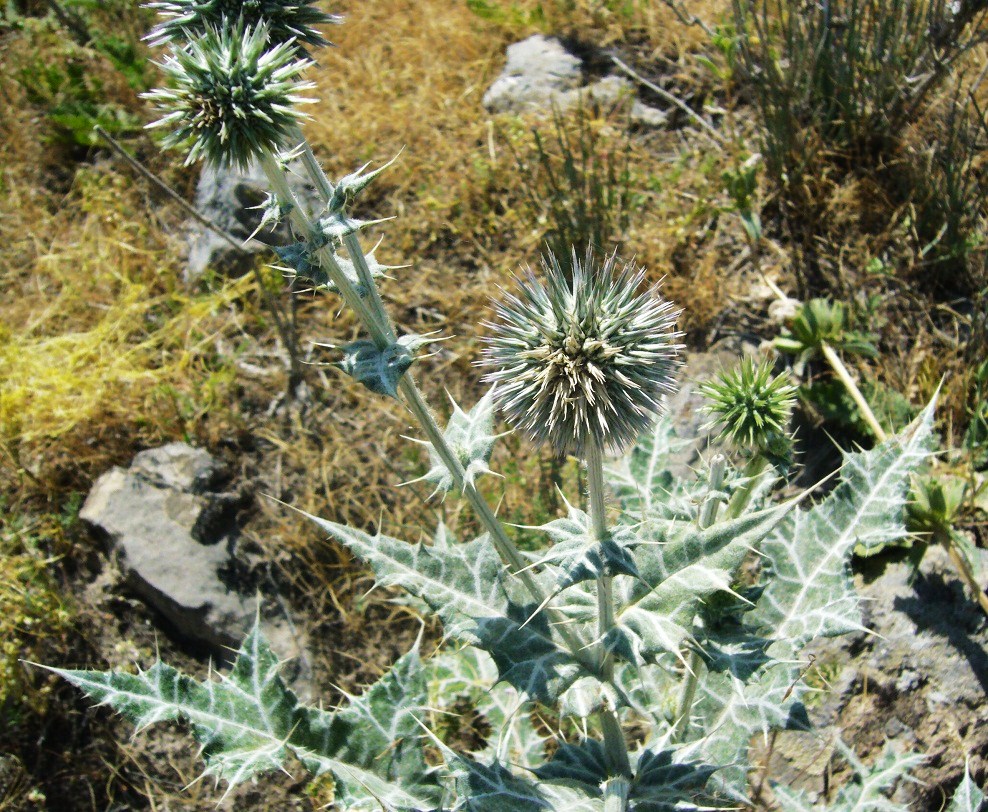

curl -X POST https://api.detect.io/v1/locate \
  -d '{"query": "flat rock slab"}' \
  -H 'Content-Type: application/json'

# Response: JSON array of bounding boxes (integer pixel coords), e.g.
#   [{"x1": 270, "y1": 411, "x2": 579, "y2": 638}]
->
[
  {"x1": 483, "y1": 34, "x2": 667, "y2": 127},
  {"x1": 81, "y1": 442, "x2": 252, "y2": 651}
]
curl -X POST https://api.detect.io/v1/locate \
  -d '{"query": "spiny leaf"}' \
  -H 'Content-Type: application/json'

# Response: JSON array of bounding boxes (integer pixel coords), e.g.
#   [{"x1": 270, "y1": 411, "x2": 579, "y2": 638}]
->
[
  {"x1": 413, "y1": 387, "x2": 500, "y2": 496},
  {"x1": 947, "y1": 761, "x2": 986, "y2": 812},
  {"x1": 602, "y1": 501, "x2": 796, "y2": 665},
  {"x1": 427, "y1": 647, "x2": 547, "y2": 768},
  {"x1": 753, "y1": 399, "x2": 935, "y2": 651},
  {"x1": 772, "y1": 744, "x2": 925, "y2": 812},
  {"x1": 453, "y1": 757, "x2": 604, "y2": 811},
  {"x1": 534, "y1": 503, "x2": 640, "y2": 590},
  {"x1": 337, "y1": 335, "x2": 428, "y2": 398},
  {"x1": 49, "y1": 626, "x2": 440, "y2": 809},
  {"x1": 306, "y1": 516, "x2": 585, "y2": 702},
  {"x1": 534, "y1": 739, "x2": 609, "y2": 789},
  {"x1": 632, "y1": 742, "x2": 719, "y2": 809},
  {"x1": 693, "y1": 656, "x2": 809, "y2": 801}
]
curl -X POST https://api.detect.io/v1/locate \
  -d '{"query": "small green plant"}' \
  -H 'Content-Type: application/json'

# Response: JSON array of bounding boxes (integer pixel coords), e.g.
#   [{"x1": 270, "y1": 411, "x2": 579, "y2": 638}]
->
[{"x1": 44, "y1": 6, "x2": 982, "y2": 810}]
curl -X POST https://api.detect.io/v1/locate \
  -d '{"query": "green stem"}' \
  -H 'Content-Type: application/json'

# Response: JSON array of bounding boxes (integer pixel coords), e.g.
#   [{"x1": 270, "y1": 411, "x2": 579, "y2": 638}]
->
[
  {"x1": 343, "y1": 231, "x2": 396, "y2": 341},
  {"x1": 586, "y1": 443, "x2": 631, "y2": 777},
  {"x1": 603, "y1": 775, "x2": 631, "y2": 812},
  {"x1": 938, "y1": 527, "x2": 988, "y2": 618},
  {"x1": 264, "y1": 142, "x2": 596, "y2": 659},
  {"x1": 671, "y1": 649, "x2": 703, "y2": 742},
  {"x1": 259, "y1": 152, "x2": 389, "y2": 348},
  {"x1": 820, "y1": 341, "x2": 887, "y2": 443},
  {"x1": 724, "y1": 454, "x2": 768, "y2": 520}
]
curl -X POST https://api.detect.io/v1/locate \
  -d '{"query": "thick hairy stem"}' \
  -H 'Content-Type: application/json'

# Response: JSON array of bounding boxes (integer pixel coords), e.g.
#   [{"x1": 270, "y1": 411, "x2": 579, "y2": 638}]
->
[
  {"x1": 603, "y1": 775, "x2": 631, "y2": 812},
  {"x1": 820, "y1": 342, "x2": 887, "y2": 443},
  {"x1": 343, "y1": 232, "x2": 396, "y2": 341},
  {"x1": 259, "y1": 152, "x2": 389, "y2": 348},
  {"x1": 586, "y1": 443, "x2": 632, "y2": 779},
  {"x1": 724, "y1": 455, "x2": 769, "y2": 520},
  {"x1": 671, "y1": 649, "x2": 703, "y2": 743}
]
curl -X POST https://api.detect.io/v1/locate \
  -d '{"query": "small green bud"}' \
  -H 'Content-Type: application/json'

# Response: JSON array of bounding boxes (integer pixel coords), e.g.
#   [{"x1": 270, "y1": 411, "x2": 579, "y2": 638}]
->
[
  {"x1": 144, "y1": 22, "x2": 315, "y2": 170},
  {"x1": 700, "y1": 357, "x2": 796, "y2": 454}
]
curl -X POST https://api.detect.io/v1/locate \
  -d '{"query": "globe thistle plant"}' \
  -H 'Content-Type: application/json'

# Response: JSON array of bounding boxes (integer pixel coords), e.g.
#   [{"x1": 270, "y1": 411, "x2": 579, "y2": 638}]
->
[
  {"x1": 144, "y1": 22, "x2": 315, "y2": 170},
  {"x1": 482, "y1": 250, "x2": 683, "y2": 456},
  {"x1": 700, "y1": 357, "x2": 796, "y2": 453},
  {"x1": 146, "y1": 0, "x2": 342, "y2": 54}
]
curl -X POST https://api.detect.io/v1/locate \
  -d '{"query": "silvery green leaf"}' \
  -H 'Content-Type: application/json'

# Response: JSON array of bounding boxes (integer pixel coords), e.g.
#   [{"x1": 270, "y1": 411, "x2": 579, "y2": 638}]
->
[
  {"x1": 615, "y1": 661, "x2": 677, "y2": 724},
  {"x1": 947, "y1": 761, "x2": 985, "y2": 812},
  {"x1": 317, "y1": 211, "x2": 387, "y2": 241},
  {"x1": 273, "y1": 241, "x2": 326, "y2": 286},
  {"x1": 324, "y1": 647, "x2": 439, "y2": 810},
  {"x1": 49, "y1": 625, "x2": 440, "y2": 809},
  {"x1": 306, "y1": 516, "x2": 584, "y2": 702},
  {"x1": 330, "y1": 250, "x2": 391, "y2": 297},
  {"x1": 558, "y1": 675, "x2": 620, "y2": 718},
  {"x1": 693, "y1": 656, "x2": 809, "y2": 800},
  {"x1": 773, "y1": 744, "x2": 924, "y2": 812},
  {"x1": 608, "y1": 415, "x2": 694, "y2": 522},
  {"x1": 427, "y1": 647, "x2": 547, "y2": 768},
  {"x1": 273, "y1": 242, "x2": 392, "y2": 296},
  {"x1": 753, "y1": 399, "x2": 935, "y2": 651},
  {"x1": 454, "y1": 757, "x2": 604, "y2": 811},
  {"x1": 606, "y1": 502, "x2": 795, "y2": 664},
  {"x1": 327, "y1": 156, "x2": 399, "y2": 213},
  {"x1": 337, "y1": 334, "x2": 427, "y2": 398},
  {"x1": 417, "y1": 387, "x2": 500, "y2": 496},
  {"x1": 535, "y1": 504, "x2": 640, "y2": 590}
]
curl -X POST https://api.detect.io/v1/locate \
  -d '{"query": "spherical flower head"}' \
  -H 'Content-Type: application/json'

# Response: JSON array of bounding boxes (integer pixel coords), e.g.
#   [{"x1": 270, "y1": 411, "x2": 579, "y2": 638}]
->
[
  {"x1": 146, "y1": 0, "x2": 342, "y2": 55},
  {"x1": 700, "y1": 357, "x2": 796, "y2": 452},
  {"x1": 144, "y1": 22, "x2": 315, "y2": 170},
  {"x1": 481, "y1": 249, "x2": 683, "y2": 457}
]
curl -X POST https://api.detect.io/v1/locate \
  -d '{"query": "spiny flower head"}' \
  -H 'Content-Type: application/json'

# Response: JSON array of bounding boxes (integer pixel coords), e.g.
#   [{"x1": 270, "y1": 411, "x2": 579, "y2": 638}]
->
[
  {"x1": 481, "y1": 249, "x2": 683, "y2": 457},
  {"x1": 146, "y1": 0, "x2": 342, "y2": 55},
  {"x1": 144, "y1": 22, "x2": 315, "y2": 170},
  {"x1": 700, "y1": 357, "x2": 796, "y2": 452}
]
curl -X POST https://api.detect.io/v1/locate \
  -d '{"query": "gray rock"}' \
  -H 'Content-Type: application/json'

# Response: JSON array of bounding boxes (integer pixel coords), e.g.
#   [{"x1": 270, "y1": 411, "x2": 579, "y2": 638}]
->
[
  {"x1": 186, "y1": 161, "x2": 321, "y2": 282},
  {"x1": 482, "y1": 35, "x2": 582, "y2": 113},
  {"x1": 80, "y1": 443, "x2": 251, "y2": 651},
  {"x1": 482, "y1": 35, "x2": 667, "y2": 127},
  {"x1": 767, "y1": 545, "x2": 988, "y2": 807}
]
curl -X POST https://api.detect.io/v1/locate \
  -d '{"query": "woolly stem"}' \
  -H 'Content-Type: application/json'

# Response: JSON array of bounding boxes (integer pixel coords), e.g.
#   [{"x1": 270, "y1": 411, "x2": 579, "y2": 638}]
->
[
  {"x1": 603, "y1": 775, "x2": 631, "y2": 812},
  {"x1": 724, "y1": 454, "x2": 769, "y2": 520},
  {"x1": 586, "y1": 442, "x2": 631, "y2": 778},
  {"x1": 820, "y1": 341, "x2": 887, "y2": 443}
]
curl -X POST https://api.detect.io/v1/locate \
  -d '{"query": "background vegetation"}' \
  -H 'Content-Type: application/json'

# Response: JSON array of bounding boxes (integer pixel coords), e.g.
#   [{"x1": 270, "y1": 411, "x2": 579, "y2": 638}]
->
[{"x1": 1, "y1": 0, "x2": 986, "y2": 807}]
